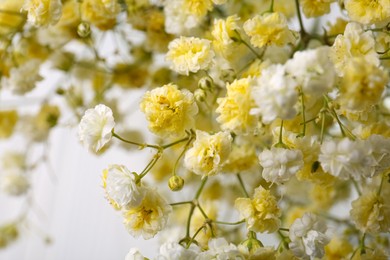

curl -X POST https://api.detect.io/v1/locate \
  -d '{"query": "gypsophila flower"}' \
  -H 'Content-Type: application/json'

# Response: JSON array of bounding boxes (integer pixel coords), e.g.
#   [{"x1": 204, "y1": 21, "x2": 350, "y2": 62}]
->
[
  {"x1": 318, "y1": 138, "x2": 376, "y2": 180},
  {"x1": 102, "y1": 165, "x2": 145, "y2": 209},
  {"x1": 345, "y1": 0, "x2": 390, "y2": 24},
  {"x1": 285, "y1": 46, "x2": 335, "y2": 97},
  {"x1": 300, "y1": 0, "x2": 333, "y2": 18},
  {"x1": 78, "y1": 104, "x2": 115, "y2": 153},
  {"x1": 140, "y1": 83, "x2": 198, "y2": 138},
  {"x1": 197, "y1": 238, "x2": 245, "y2": 259},
  {"x1": 166, "y1": 36, "x2": 214, "y2": 75},
  {"x1": 156, "y1": 242, "x2": 200, "y2": 260},
  {"x1": 289, "y1": 213, "x2": 330, "y2": 260},
  {"x1": 251, "y1": 64, "x2": 298, "y2": 124},
  {"x1": 243, "y1": 12, "x2": 297, "y2": 48},
  {"x1": 259, "y1": 147, "x2": 303, "y2": 184},
  {"x1": 184, "y1": 130, "x2": 232, "y2": 176},
  {"x1": 235, "y1": 186, "x2": 281, "y2": 233},
  {"x1": 2, "y1": 59, "x2": 43, "y2": 95},
  {"x1": 366, "y1": 135, "x2": 390, "y2": 176},
  {"x1": 125, "y1": 248, "x2": 145, "y2": 260},
  {"x1": 0, "y1": 169, "x2": 29, "y2": 196},
  {"x1": 22, "y1": 0, "x2": 62, "y2": 27},
  {"x1": 123, "y1": 188, "x2": 172, "y2": 240},
  {"x1": 211, "y1": 15, "x2": 240, "y2": 58}
]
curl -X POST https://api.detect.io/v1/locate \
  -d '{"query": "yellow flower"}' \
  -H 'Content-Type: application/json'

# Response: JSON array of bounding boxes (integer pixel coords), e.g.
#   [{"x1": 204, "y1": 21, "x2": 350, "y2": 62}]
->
[
  {"x1": 211, "y1": 15, "x2": 240, "y2": 58},
  {"x1": 241, "y1": 59, "x2": 271, "y2": 78},
  {"x1": 0, "y1": 0, "x2": 25, "y2": 35},
  {"x1": 122, "y1": 188, "x2": 172, "y2": 240},
  {"x1": 0, "y1": 110, "x2": 18, "y2": 139},
  {"x1": 166, "y1": 36, "x2": 215, "y2": 75},
  {"x1": 350, "y1": 191, "x2": 390, "y2": 233},
  {"x1": 216, "y1": 78, "x2": 258, "y2": 134},
  {"x1": 243, "y1": 12, "x2": 298, "y2": 48},
  {"x1": 81, "y1": 0, "x2": 121, "y2": 30},
  {"x1": 223, "y1": 143, "x2": 258, "y2": 174},
  {"x1": 300, "y1": 0, "x2": 334, "y2": 18},
  {"x1": 345, "y1": 0, "x2": 390, "y2": 24},
  {"x1": 22, "y1": 0, "x2": 62, "y2": 27},
  {"x1": 330, "y1": 22, "x2": 378, "y2": 76},
  {"x1": 140, "y1": 83, "x2": 198, "y2": 138},
  {"x1": 235, "y1": 186, "x2": 281, "y2": 233},
  {"x1": 184, "y1": 0, "x2": 213, "y2": 17},
  {"x1": 184, "y1": 130, "x2": 232, "y2": 176},
  {"x1": 326, "y1": 18, "x2": 348, "y2": 37},
  {"x1": 324, "y1": 237, "x2": 353, "y2": 260},
  {"x1": 310, "y1": 185, "x2": 336, "y2": 210},
  {"x1": 339, "y1": 58, "x2": 388, "y2": 112}
]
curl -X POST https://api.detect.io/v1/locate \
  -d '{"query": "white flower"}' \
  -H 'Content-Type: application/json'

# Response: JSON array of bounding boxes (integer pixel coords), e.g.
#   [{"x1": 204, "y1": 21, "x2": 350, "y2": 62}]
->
[
  {"x1": 251, "y1": 64, "x2": 298, "y2": 124},
  {"x1": 366, "y1": 135, "x2": 390, "y2": 177},
  {"x1": 289, "y1": 213, "x2": 330, "y2": 260},
  {"x1": 164, "y1": 0, "x2": 200, "y2": 35},
  {"x1": 259, "y1": 147, "x2": 303, "y2": 184},
  {"x1": 318, "y1": 138, "x2": 376, "y2": 180},
  {"x1": 23, "y1": 0, "x2": 63, "y2": 27},
  {"x1": 2, "y1": 59, "x2": 43, "y2": 95},
  {"x1": 156, "y1": 242, "x2": 200, "y2": 260},
  {"x1": 285, "y1": 46, "x2": 335, "y2": 97},
  {"x1": 0, "y1": 169, "x2": 30, "y2": 196},
  {"x1": 125, "y1": 248, "x2": 144, "y2": 260},
  {"x1": 123, "y1": 188, "x2": 172, "y2": 240},
  {"x1": 78, "y1": 104, "x2": 115, "y2": 153},
  {"x1": 196, "y1": 238, "x2": 245, "y2": 260},
  {"x1": 166, "y1": 36, "x2": 215, "y2": 75},
  {"x1": 184, "y1": 130, "x2": 232, "y2": 176},
  {"x1": 103, "y1": 165, "x2": 145, "y2": 209}
]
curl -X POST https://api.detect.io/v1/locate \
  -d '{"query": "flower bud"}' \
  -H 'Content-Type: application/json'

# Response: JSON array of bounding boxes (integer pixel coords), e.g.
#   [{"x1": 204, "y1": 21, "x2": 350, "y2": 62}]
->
[
  {"x1": 168, "y1": 175, "x2": 184, "y2": 191},
  {"x1": 194, "y1": 89, "x2": 206, "y2": 102},
  {"x1": 238, "y1": 237, "x2": 263, "y2": 256},
  {"x1": 198, "y1": 77, "x2": 213, "y2": 90},
  {"x1": 77, "y1": 22, "x2": 91, "y2": 38}
]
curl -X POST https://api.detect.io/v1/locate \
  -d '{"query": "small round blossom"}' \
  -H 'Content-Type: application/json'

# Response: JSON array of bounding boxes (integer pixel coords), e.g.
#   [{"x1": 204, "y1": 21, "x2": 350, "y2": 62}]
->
[
  {"x1": 350, "y1": 191, "x2": 390, "y2": 234},
  {"x1": 22, "y1": 0, "x2": 62, "y2": 27},
  {"x1": 338, "y1": 58, "x2": 388, "y2": 112},
  {"x1": 197, "y1": 238, "x2": 244, "y2": 259},
  {"x1": 235, "y1": 186, "x2": 281, "y2": 233},
  {"x1": 78, "y1": 104, "x2": 115, "y2": 153},
  {"x1": 243, "y1": 12, "x2": 297, "y2": 48},
  {"x1": 366, "y1": 135, "x2": 390, "y2": 176},
  {"x1": 300, "y1": 0, "x2": 333, "y2": 18},
  {"x1": 289, "y1": 213, "x2": 330, "y2": 260},
  {"x1": 345, "y1": 0, "x2": 390, "y2": 24},
  {"x1": 102, "y1": 165, "x2": 145, "y2": 209},
  {"x1": 2, "y1": 59, "x2": 43, "y2": 95},
  {"x1": 259, "y1": 147, "x2": 303, "y2": 184},
  {"x1": 251, "y1": 64, "x2": 298, "y2": 124},
  {"x1": 330, "y1": 22, "x2": 378, "y2": 76},
  {"x1": 166, "y1": 36, "x2": 215, "y2": 75},
  {"x1": 184, "y1": 130, "x2": 232, "y2": 176},
  {"x1": 216, "y1": 78, "x2": 257, "y2": 134},
  {"x1": 0, "y1": 110, "x2": 18, "y2": 139},
  {"x1": 125, "y1": 248, "x2": 144, "y2": 260},
  {"x1": 156, "y1": 242, "x2": 200, "y2": 260},
  {"x1": 81, "y1": 0, "x2": 121, "y2": 30},
  {"x1": 211, "y1": 15, "x2": 240, "y2": 58},
  {"x1": 0, "y1": 170, "x2": 29, "y2": 196},
  {"x1": 140, "y1": 83, "x2": 198, "y2": 138},
  {"x1": 285, "y1": 46, "x2": 335, "y2": 97},
  {"x1": 122, "y1": 188, "x2": 172, "y2": 240},
  {"x1": 318, "y1": 138, "x2": 376, "y2": 180}
]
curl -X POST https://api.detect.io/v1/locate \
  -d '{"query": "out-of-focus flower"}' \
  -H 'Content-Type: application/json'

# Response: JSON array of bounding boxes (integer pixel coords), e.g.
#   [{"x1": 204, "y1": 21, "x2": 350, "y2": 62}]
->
[
  {"x1": 0, "y1": 223, "x2": 19, "y2": 249},
  {"x1": 156, "y1": 242, "x2": 200, "y2": 259},
  {"x1": 289, "y1": 213, "x2": 330, "y2": 259},
  {"x1": 124, "y1": 248, "x2": 144, "y2": 260},
  {"x1": 140, "y1": 83, "x2": 198, "y2": 138},
  {"x1": 344, "y1": 0, "x2": 390, "y2": 24},
  {"x1": 235, "y1": 186, "x2": 281, "y2": 233},
  {"x1": 251, "y1": 64, "x2": 298, "y2": 124},
  {"x1": 350, "y1": 191, "x2": 390, "y2": 234},
  {"x1": 78, "y1": 104, "x2": 115, "y2": 153},
  {"x1": 0, "y1": 169, "x2": 29, "y2": 196},
  {"x1": 259, "y1": 147, "x2": 303, "y2": 184},
  {"x1": 2, "y1": 59, "x2": 43, "y2": 95},
  {"x1": 285, "y1": 47, "x2": 335, "y2": 97},
  {"x1": 211, "y1": 15, "x2": 240, "y2": 58},
  {"x1": 123, "y1": 188, "x2": 172, "y2": 239},
  {"x1": 0, "y1": 110, "x2": 18, "y2": 139},
  {"x1": 166, "y1": 37, "x2": 214, "y2": 75},
  {"x1": 243, "y1": 12, "x2": 297, "y2": 48},
  {"x1": 184, "y1": 130, "x2": 232, "y2": 176},
  {"x1": 81, "y1": 0, "x2": 120, "y2": 30},
  {"x1": 216, "y1": 78, "x2": 257, "y2": 134},
  {"x1": 197, "y1": 238, "x2": 244, "y2": 259},
  {"x1": 22, "y1": 0, "x2": 62, "y2": 27},
  {"x1": 102, "y1": 165, "x2": 145, "y2": 209},
  {"x1": 300, "y1": 0, "x2": 333, "y2": 18}
]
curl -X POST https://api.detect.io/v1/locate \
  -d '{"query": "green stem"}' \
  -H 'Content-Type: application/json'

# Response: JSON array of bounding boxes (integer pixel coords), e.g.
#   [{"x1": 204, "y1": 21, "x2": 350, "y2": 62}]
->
[
  {"x1": 195, "y1": 177, "x2": 208, "y2": 199},
  {"x1": 197, "y1": 204, "x2": 209, "y2": 219},
  {"x1": 294, "y1": 0, "x2": 306, "y2": 36},
  {"x1": 138, "y1": 151, "x2": 162, "y2": 179},
  {"x1": 170, "y1": 201, "x2": 193, "y2": 206},
  {"x1": 214, "y1": 219, "x2": 245, "y2": 225},
  {"x1": 112, "y1": 131, "x2": 160, "y2": 149},
  {"x1": 240, "y1": 38, "x2": 262, "y2": 59},
  {"x1": 269, "y1": 0, "x2": 274, "y2": 12},
  {"x1": 236, "y1": 174, "x2": 250, "y2": 198},
  {"x1": 173, "y1": 136, "x2": 194, "y2": 175},
  {"x1": 352, "y1": 179, "x2": 362, "y2": 196},
  {"x1": 299, "y1": 87, "x2": 306, "y2": 137},
  {"x1": 185, "y1": 204, "x2": 196, "y2": 238},
  {"x1": 377, "y1": 172, "x2": 386, "y2": 196},
  {"x1": 186, "y1": 225, "x2": 205, "y2": 249},
  {"x1": 279, "y1": 227, "x2": 289, "y2": 232},
  {"x1": 278, "y1": 230, "x2": 290, "y2": 249}
]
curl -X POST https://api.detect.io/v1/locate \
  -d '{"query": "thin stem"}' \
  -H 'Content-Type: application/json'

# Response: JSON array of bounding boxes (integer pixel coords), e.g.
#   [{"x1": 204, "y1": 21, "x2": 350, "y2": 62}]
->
[
  {"x1": 352, "y1": 179, "x2": 362, "y2": 196},
  {"x1": 112, "y1": 131, "x2": 160, "y2": 149},
  {"x1": 173, "y1": 136, "x2": 194, "y2": 175},
  {"x1": 138, "y1": 151, "x2": 162, "y2": 179},
  {"x1": 278, "y1": 230, "x2": 290, "y2": 249},
  {"x1": 279, "y1": 227, "x2": 289, "y2": 232},
  {"x1": 299, "y1": 87, "x2": 306, "y2": 137},
  {"x1": 269, "y1": 0, "x2": 274, "y2": 12},
  {"x1": 162, "y1": 136, "x2": 190, "y2": 149},
  {"x1": 236, "y1": 174, "x2": 250, "y2": 198},
  {"x1": 240, "y1": 39, "x2": 262, "y2": 59},
  {"x1": 195, "y1": 177, "x2": 208, "y2": 199},
  {"x1": 185, "y1": 204, "x2": 196, "y2": 238},
  {"x1": 197, "y1": 204, "x2": 209, "y2": 220},
  {"x1": 213, "y1": 219, "x2": 245, "y2": 226},
  {"x1": 377, "y1": 172, "x2": 386, "y2": 196},
  {"x1": 320, "y1": 110, "x2": 326, "y2": 144},
  {"x1": 186, "y1": 225, "x2": 205, "y2": 249},
  {"x1": 294, "y1": 0, "x2": 306, "y2": 36},
  {"x1": 170, "y1": 201, "x2": 193, "y2": 206}
]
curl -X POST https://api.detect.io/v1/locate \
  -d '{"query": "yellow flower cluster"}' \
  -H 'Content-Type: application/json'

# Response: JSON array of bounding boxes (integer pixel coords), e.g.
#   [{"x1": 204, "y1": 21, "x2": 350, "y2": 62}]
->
[
  {"x1": 235, "y1": 186, "x2": 281, "y2": 233},
  {"x1": 81, "y1": 0, "x2": 121, "y2": 30},
  {"x1": 300, "y1": 0, "x2": 333, "y2": 18},
  {"x1": 211, "y1": 15, "x2": 240, "y2": 58},
  {"x1": 140, "y1": 83, "x2": 198, "y2": 138},
  {"x1": 345, "y1": 0, "x2": 390, "y2": 24}
]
